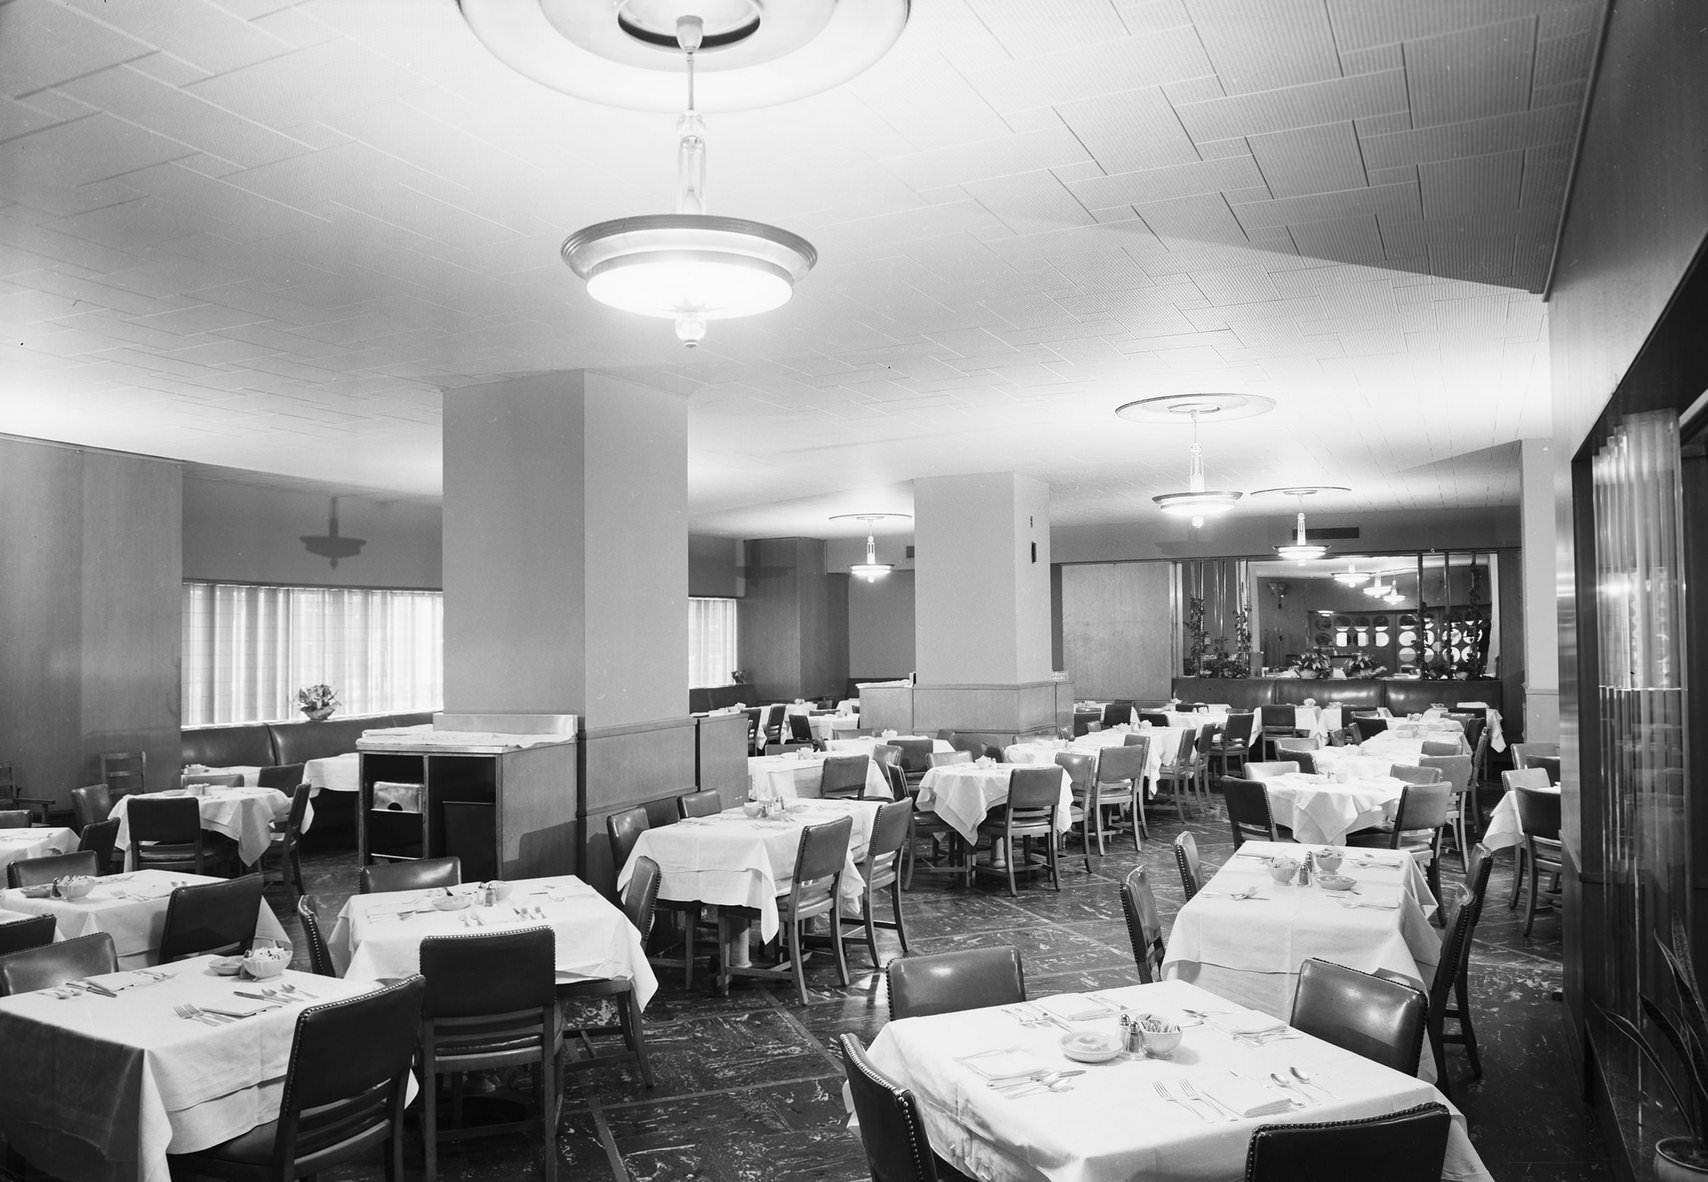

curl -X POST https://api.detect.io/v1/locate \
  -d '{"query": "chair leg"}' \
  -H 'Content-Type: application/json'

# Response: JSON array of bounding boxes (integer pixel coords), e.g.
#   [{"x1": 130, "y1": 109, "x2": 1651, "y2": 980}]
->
[
  {"x1": 889, "y1": 879, "x2": 909, "y2": 954},
  {"x1": 1454, "y1": 971, "x2": 1482, "y2": 1079},
  {"x1": 829, "y1": 905, "x2": 849, "y2": 987},
  {"x1": 622, "y1": 993, "x2": 656, "y2": 1087},
  {"x1": 1428, "y1": 1013, "x2": 1450, "y2": 1099},
  {"x1": 1523, "y1": 843, "x2": 1540, "y2": 936},
  {"x1": 1005, "y1": 834, "x2": 1017, "y2": 898},
  {"x1": 1508, "y1": 847, "x2": 1525, "y2": 909},
  {"x1": 1048, "y1": 832, "x2": 1060, "y2": 891},
  {"x1": 863, "y1": 890, "x2": 882, "y2": 969},
  {"x1": 788, "y1": 915, "x2": 810, "y2": 1006},
  {"x1": 421, "y1": 1046, "x2": 439, "y2": 1182},
  {"x1": 541, "y1": 1040, "x2": 559, "y2": 1182}
]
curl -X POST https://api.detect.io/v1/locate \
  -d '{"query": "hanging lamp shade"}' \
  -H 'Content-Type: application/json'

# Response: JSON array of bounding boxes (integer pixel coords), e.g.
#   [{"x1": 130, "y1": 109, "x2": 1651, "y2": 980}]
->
[
  {"x1": 833, "y1": 512, "x2": 909, "y2": 582},
  {"x1": 1332, "y1": 561, "x2": 1370, "y2": 586},
  {"x1": 1151, "y1": 409, "x2": 1241, "y2": 527}
]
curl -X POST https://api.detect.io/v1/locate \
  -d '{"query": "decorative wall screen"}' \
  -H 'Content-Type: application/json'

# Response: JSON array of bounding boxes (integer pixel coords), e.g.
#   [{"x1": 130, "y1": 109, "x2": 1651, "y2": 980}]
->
[{"x1": 1592, "y1": 411, "x2": 1690, "y2": 1027}]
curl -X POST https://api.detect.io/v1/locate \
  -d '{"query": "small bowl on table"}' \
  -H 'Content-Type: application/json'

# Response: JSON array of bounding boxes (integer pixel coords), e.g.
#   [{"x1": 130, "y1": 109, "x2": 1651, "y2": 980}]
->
[
  {"x1": 483, "y1": 881, "x2": 513, "y2": 903},
  {"x1": 1314, "y1": 850, "x2": 1344, "y2": 874},
  {"x1": 741, "y1": 801, "x2": 766, "y2": 818},
  {"x1": 431, "y1": 892, "x2": 472, "y2": 912},
  {"x1": 1317, "y1": 873, "x2": 1357, "y2": 893},
  {"x1": 242, "y1": 946, "x2": 291, "y2": 979},
  {"x1": 1136, "y1": 1015, "x2": 1183, "y2": 1058},
  {"x1": 53, "y1": 875, "x2": 96, "y2": 901},
  {"x1": 1268, "y1": 857, "x2": 1301, "y2": 885}
]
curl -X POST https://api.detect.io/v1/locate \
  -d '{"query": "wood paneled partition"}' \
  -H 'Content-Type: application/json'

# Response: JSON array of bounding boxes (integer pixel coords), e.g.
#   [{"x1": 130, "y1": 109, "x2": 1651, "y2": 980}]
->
[{"x1": 1059, "y1": 561, "x2": 1174, "y2": 701}]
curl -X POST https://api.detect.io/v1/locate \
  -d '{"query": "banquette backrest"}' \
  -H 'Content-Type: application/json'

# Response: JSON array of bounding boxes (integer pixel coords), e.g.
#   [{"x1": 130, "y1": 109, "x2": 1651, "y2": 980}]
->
[
  {"x1": 182, "y1": 711, "x2": 437, "y2": 771},
  {"x1": 1269, "y1": 679, "x2": 1384, "y2": 710}
]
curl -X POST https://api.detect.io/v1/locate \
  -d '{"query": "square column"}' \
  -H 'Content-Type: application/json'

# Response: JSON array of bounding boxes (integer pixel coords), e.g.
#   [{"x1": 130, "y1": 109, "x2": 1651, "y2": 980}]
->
[{"x1": 1520, "y1": 437, "x2": 1560, "y2": 741}]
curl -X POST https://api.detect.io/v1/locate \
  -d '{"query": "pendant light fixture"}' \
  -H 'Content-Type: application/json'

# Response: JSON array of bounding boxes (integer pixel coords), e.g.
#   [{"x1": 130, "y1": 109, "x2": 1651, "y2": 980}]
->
[
  {"x1": 560, "y1": 14, "x2": 817, "y2": 347},
  {"x1": 1253, "y1": 486, "x2": 1345, "y2": 563},
  {"x1": 1150, "y1": 409, "x2": 1242, "y2": 527},
  {"x1": 1115, "y1": 393, "x2": 1274, "y2": 528},
  {"x1": 831, "y1": 512, "x2": 910, "y2": 583},
  {"x1": 1332, "y1": 560, "x2": 1371, "y2": 586}
]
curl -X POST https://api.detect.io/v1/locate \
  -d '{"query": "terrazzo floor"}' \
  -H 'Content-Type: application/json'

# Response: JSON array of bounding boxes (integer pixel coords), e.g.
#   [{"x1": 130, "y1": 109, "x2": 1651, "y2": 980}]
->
[{"x1": 2, "y1": 782, "x2": 1609, "y2": 1182}]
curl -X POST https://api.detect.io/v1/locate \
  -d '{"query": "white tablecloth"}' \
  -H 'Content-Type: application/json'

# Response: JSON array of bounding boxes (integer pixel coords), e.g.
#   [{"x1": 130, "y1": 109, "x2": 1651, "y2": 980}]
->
[
  {"x1": 747, "y1": 753, "x2": 890, "y2": 801},
  {"x1": 1004, "y1": 736, "x2": 1162, "y2": 800},
  {"x1": 182, "y1": 766, "x2": 264, "y2": 788},
  {"x1": 862, "y1": 978, "x2": 1489, "y2": 1182},
  {"x1": 0, "y1": 954, "x2": 379, "y2": 1182},
  {"x1": 111, "y1": 789, "x2": 290, "y2": 868},
  {"x1": 915, "y1": 764, "x2": 1073, "y2": 845},
  {"x1": 825, "y1": 736, "x2": 953, "y2": 756},
  {"x1": 1310, "y1": 748, "x2": 1405, "y2": 779},
  {"x1": 0, "y1": 827, "x2": 80, "y2": 876},
  {"x1": 0, "y1": 870, "x2": 291, "y2": 969},
  {"x1": 1358, "y1": 732, "x2": 1467, "y2": 763},
  {"x1": 617, "y1": 799, "x2": 879, "y2": 941},
  {"x1": 1481, "y1": 785, "x2": 1557, "y2": 852},
  {"x1": 328, "y1": 874, "x2": 657, "y2": 1005},
  {"x1": 1162, "y1": 841, "x2": 1441, "y2": 1040},
  {"x1": 303, "y1": 752, "x2": 360, "y2": 794},
  {"x1": 1254, "y1": 772, "x2": 1407, "y2": 846}
]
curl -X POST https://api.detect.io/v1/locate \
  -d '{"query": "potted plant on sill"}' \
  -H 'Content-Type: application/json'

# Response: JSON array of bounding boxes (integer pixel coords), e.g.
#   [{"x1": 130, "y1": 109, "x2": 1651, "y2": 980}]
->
[
  {"x1": 1605, "y1": 918, "x2": 1708, "y2": 1178},
  {"x1": 296, "y1": 683, "x2": 338, "y2": 722}
]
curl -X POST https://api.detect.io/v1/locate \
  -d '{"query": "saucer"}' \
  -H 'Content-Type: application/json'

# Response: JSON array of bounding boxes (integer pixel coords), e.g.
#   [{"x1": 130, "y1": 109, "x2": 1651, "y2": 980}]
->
[{"x1": 1059, "y1": 1030, "x2": 1123, "y2": 1063}]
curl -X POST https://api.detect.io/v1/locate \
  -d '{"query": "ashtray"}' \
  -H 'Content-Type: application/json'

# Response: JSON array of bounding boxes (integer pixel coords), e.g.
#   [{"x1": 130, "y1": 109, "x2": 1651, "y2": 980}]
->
[
  {"x1": 1059, "y1": 1030, "x2": 1124, "y2": 1064},
  {"x1": 1317, "y1": 874, "x2": 1357, "y2": 892}
]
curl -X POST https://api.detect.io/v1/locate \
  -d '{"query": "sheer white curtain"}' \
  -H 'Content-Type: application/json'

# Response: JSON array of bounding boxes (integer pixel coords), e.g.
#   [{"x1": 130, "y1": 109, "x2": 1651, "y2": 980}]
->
[
  {"x1": 183, "y1": 582, "x2": 443, "y2": 725},
  {"x1": 688, "y1": 597, "x2": 739, "y2": 688}
]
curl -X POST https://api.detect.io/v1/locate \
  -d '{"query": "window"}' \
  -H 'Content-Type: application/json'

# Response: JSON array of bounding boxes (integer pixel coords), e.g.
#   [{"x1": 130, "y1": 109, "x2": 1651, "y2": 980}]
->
[
  {"x1": 182, "y1": 582, "x2": 443, "y2": 726},
  {"x1": 689, "y1": 597, "x2": 739, "y2": 688}
]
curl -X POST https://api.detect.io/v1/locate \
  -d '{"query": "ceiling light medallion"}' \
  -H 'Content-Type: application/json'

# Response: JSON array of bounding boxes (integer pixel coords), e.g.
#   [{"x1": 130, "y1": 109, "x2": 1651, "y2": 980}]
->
[
  {"x1": 831, "y1": 512, "x2": 910, "y2": 582},
  {"x1": 1253, "y1": 486, "x2": 1347, "y2": 563},
  {"x1": 560, "y1": 14, "x2": 815, "y2": 346},
  {"x1": 1116, "y1": 394, "x2": 1275, "y2": 529}
]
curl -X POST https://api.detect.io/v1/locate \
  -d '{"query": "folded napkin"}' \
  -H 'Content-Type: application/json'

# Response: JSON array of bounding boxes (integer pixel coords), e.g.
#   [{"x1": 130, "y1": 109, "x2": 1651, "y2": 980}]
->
[
  {"x1": 198, "y1": 1000, "x2": 275, "y2": 1019},
  {"x1": 83, "y1": 969, "x2": 165, "y2": 993},
  {"x1": 1335, "y1": 884, "x2": 1403, "y2": 910},
  {"x1": 957, "y1": 1048, "x2": 1049, "y2": 1084},
  {"x1": 1209, "y1": 1010, "x2": 1289, "y2": 1037},
  {"x1": 1197, "y1": 1076, "x2": 1294, "y2": 1117},
  {"x1": 1033, "y1": 994, "x2": 1113, "y2": 1023}
]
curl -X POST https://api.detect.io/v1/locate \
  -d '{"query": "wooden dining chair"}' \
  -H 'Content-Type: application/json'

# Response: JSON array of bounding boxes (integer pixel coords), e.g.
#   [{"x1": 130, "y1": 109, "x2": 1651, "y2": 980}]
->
[
  {"x1": 1092, "y1": 741, "x2": 1148, "y2": 847},
  {"x1": 1151, "y1": 728, "x2": 1198, "y2": 823},
  {"x1": 71, "y1": 783, "x2": 112, "y2": 833},
  {"x1": 886, "y1": 947, "x2": 1025, "y2": 1021},
  {"x1": 8, "y1": 849, "x2": 99, "y2": 889},
  {"x1": 1222, "y1": 777, "x2": 1286, "y2": 848},
  {"x1": 730, "y1": 815, "x2": 853, "y2": 1005},
  {"x1": 100, "y1": 750, "x2": 148, "y2": 796},
  {"x1": 1351, "y1": 716, "x2": 1390, "y2": 742},
  {"x1": 1290, "y1": 957, "x2": 1428, "y2": 1075},
  {"x1": 78, "y1": 817, "x2": 121, "y2": 873},
  {"x1": 967, "y1": 767, "x2": 1061, "y2": 896},
  {"x1": 1511, "y1": 786, "x2": 1564, "y2": 934},
  {"x1": 1349, "y1": 782, "x2": 1453, "y2": 899},
  {"x1": 893, "y1": 739, "x2": 934, "y2": 789},
  {"x1": 159, "y1": 874, "x2": 265, "y2": 961},
  {"x1": 1055, "y1": 750, "x2": 1099, "y2": 867},
  {"x1": 1100, "y1": 700, "x2": 1135, "y2": 728},
  {"x1": 1119, "y1": 865, "x2": 1165, "y2": 983},
  {"x1": 1214, "y1": 711, "x2": 1255, "y2": 778},
  {"x1": 816, "y1": 754, "x2": 871, "y2": 799},
  {"x1": 296, "y1": 894, "x2": 338, "y2": 977},
  {"x1": 1418, "y1": 753, "x2": 1476, "y2": 857},
  {"x1": 358, "y1": 855, "x2": 462, "y2": 894},
  {"x1": 677, "y1": 788, "x2": 723, "y2": 818},
  {"x1": 560, "y1": 855, "x2": 659, "y2": 1088},
  {"x1": 0, "y1": 914, "x2": 58, "y2": 957},
  {"x1": 1407, "y1": 843, "x2": 1495, "y2": 1095},
  {"x1": 1173, "y1": 831, "x2": 1201, "y2": 900},
  {"x1": 127, "y1": 795, "x2": 205, "y2": 874},
  {"x1": 840, "y1": 1032, "x2": 959, "y2": 1182},
  {"x1": 0, "y1": 931, "x2": 117, "y2": 996},
  {"x1": 1245, "y1": 1103, "x2": 1450, "y2": 1182},
  {"x1": 166, "y1": 976, "x2": 426, "y2": 1182},
  {"x1": 0, "y1": 763, "x2": 53, "y2": 826},
  {"x1": 847, "y1": 799, "x2": 912, "y2": 968},
  {"x1": 260, "y1": 784, "x2": 311, "y2": 896}
]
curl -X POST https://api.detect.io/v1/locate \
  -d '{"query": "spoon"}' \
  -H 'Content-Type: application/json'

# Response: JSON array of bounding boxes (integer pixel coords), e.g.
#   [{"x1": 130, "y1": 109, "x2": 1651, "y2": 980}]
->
[
  {"x1": 1290, "y1": 1064, "x2": 1339, "y2": 1099},
  {"x1": 1269, "y1": 1071, "x2": 1310, "y2": 1102}
]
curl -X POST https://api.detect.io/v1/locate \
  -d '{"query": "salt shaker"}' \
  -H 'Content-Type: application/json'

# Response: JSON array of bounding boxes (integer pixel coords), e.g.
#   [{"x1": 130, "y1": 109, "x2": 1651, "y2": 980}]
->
[{"x1": 1298, "y1": 852, "x2": 1313, "y2": 887}]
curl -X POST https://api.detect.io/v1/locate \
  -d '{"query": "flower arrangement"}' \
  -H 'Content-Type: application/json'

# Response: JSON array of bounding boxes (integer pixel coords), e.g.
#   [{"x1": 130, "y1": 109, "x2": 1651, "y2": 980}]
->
[
  {"x1": 1345, "y1": 653, "x2": 1390, "y2": 679},
  {"x1": 1291, "y1": 648, "x2": 1334, "y2": 678},
  {"x1": 296, "y1": 684, "x2": 338, "y2": 720}
]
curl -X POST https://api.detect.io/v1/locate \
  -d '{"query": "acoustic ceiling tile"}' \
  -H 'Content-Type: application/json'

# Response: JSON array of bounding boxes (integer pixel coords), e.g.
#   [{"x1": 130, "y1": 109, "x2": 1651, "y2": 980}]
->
[
  {"x1": 1232, "y1": 181, "x2": 1421, "y2": 233},
  {"x1": 1192, "y1": 268, "x2": 1282, "y2": 306},
  {"x1": 886, "y1": 126, "x2": 1091, "y2": 191},
  {"x1": 1539, "y1": 4, "x2": 1603, "y2": 39},
  {"x1": 1162, "y1": 75, "x2": 1226, "y2": 105},
  {"x1": 1288, "y1": 215, "x2": 1388, "y2": 266},
  {"x1": 1249, "y1": 121, "x2": 1367, "y2": 198},
  {"x1": 1354, "y1": 111, "x2": 1413, "y2": 137},
  {"x1": 1186, "y1": 0, "x2": 1341, "y2": 95},
  {"x1": 0, "y1": 3, "x2": 156, "y2": 99},
  {"x1": 1405, "y1": 19, "x2": 1537, "y2": 129},
  {"x1": 1069, "y1": 153, "x2": 1264, "y2": 209},
  {"x1": 1377, "y1": 218, "x2": 1428, "y2": 258},
  {"x1": 1418, "y1": 151, "x2": 1523, "y2": 219},
  {"x1": 1534, "y1": 30, "x2": 1596, "y2": 88},
  {"x1": 1532, "y1": 81, "x2": 1587, "y2": 110},
  {"x1": 1339, "y1": 43, "x2": 1403, "y2": 74},
  {"x1": 1367, "y1": 165, "x2": 1418, "y2": 189},
  {"x1": 970, "y1": 0, "x2": 1130, "y2": 57},
  {"x1": 1176, "y1": 68, "x2": 1406, "y2": 142},
  {"x1": 1134, "y1": 192, "x2": 1249, "y2": 244},
  {"x1": 1116, "y1": 0, "x2": 1196, "y2": 33},
  {"x1": 1057, "y1": 87, "x2": 1200, "y2": 174},
  {"x1": 961, "y1": 26, "x2": 1213, "y2": 111},
  {"x1": 1361, "y1": 103, "x2": 1578, "y2": 169},
  {"x1": 77, "y1": 0, "x2": 297, "y2": 78},
  {"x1": 1195, "y1": 137, "x2": 1251, "y2": 160}
]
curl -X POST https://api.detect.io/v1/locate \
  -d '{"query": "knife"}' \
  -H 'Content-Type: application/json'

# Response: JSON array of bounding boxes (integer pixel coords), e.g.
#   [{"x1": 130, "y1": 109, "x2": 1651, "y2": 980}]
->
[{"x1": 76, "y1": 980, "x2": 118, "y2": 998}]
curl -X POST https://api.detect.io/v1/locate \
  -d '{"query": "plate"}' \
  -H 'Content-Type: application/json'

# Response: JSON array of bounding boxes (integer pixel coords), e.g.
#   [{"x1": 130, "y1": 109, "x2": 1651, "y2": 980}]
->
[
  {"x1": 210, "y1": 955, "x2": 245, "y2": 976},
  {"x1": 431, "y1": 894, "x2": 472, "y2": 911},
  {"x1": 1317, "y1": 874, "x2": 1356, "y2": 892},
  {"x1": 1059, "y1": 1030, "x2": 1123, "y2": 1063}
]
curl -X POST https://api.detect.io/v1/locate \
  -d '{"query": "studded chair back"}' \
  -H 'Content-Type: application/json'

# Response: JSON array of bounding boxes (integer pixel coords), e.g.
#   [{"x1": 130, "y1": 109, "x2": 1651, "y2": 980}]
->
[
  {"x1": 1290, "y1": 958, "x2": 1428, "y2": 1075},
  {"x1": 840, "y1": 1033, "x2": 945, "y2": 1182},
  {"x1": 159, "y1": 874, "x2": 265, "y2": 962},
  {"x1": 864, "y1": 799, "x2": 912, "y2": 894},
  {"x1": 886, "y1": 947, "x2": 1025, "y2": 1021},
  {"x1": 8, "y1": 850, "x2": 99, "y2": 889},
  {"x1": 77, "y1": 817, "x2": 121, "y2": 873},
  {"x1": 358, "y1": 855, "x2": 462, "y2": 894},
  {"x1": 1174, "y1": 831, "x2": 1201, "y2": 899},
  {"x1": 621, "y1": 856, "x2": 662, "y2": 941},
  {"x1": 1222, "y1": 777, "x2": 1280, "y2": 847},
  {"x1": 297, "y1": 893, "x2": 337, "y2": 977},
  {"x1": 0, "y1": 932, "x2": 117, "y2": 996},
  {"x1": 71, "y1": 784, "x2": 112, "y2": 833},
  {"x1": 1119, "y1": 866, "x2": 1165, "y2": 983},
  {"x1": 678, "y1": 788, "x2": 723, "y2": 818},
  {"x1": 1244, "y1": 1102, "x2": 1450, "y2": 1182},
  {"x1": 607, "y1": 807, "x2": 650, "y2": 875},
  {"x1": 127, "y1": 795, "x2": 204, "y2": 873},
  {"x1": 0, "y1": 914, "x2": 58, "y2": 957}
]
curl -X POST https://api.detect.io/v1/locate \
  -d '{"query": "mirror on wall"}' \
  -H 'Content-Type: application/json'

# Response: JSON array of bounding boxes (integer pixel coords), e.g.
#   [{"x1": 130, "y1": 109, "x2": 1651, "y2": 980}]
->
[{"x1": 1249, "y1": 552, "x2": 1498, "y2": 678}]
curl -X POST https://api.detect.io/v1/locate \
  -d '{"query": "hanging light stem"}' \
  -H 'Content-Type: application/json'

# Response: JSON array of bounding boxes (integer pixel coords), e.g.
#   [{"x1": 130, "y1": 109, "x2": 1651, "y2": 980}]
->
[{"x1": 675, "y1": 17, "x2": 706, "y2": 216}]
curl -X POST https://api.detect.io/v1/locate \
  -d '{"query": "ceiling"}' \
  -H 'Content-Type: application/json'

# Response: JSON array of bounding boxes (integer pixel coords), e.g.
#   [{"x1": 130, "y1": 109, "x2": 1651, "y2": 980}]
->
[{"x1": 0, "y1": 0, "x2": 1599, "y2": 539}]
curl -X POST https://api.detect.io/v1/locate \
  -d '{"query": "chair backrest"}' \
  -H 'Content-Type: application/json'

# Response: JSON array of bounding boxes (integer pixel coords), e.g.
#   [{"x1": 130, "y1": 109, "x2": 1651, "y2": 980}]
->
[
  {"x1": 788, "y1": 713, "x2": 814, "y2": 743},
  {"x1": 1417, "y1": 754, "x2": 1473, "y2": 796},
  {"x1": 1328, "y1": 726, "x2": 1358, "y2": 747},
  {"x1": 864, "y1": 799, "x2": 913, "y2": 888},
  {"x1": 257, "y1": 762, "x2": 306, "y2": 790},
  {"x1": 1515, "y1": 786, "x2": 1563, "y2": 842},
  {"x1": 127, "y1": 795, "x2": 201, "y2": 843},
  {"x1": 100, "y1": 750, "x2": 147, "y2": 794},
  {"x1": 1259, "y1": 703, "x2": 1295, "y2": 728},
  {"x1": 1388, "y1": 763, "x2": 1444, "y2": 786},
  {"x1": 358, "y1": 855, "x2": 462, "y2": 894},
  {"x1": 297, "y1": 893, "x2": 337, "y2": 977},
  {"x1": 1510, "y1": 742, "x2": 1560, "y2": 769},
  {"x1": 1244, "y1": 1102, "x2": 1450, "y2": 1182},
  {"x1": 1174, "y1": 831, "x2": 1201, "y2": 900},
  {"x1": 607, "y1": 807, "x2": 650, "y2": 873},
  {"x1": 1004, "y1": 766, "x2": 1062, "y2": 823},
  {"x1": 1293, "y1": 750, "x2": 1320, "y2": 775},
  {"x1": 1119, "y1": 866, "x2": 1165, "y2": 982},
  {"x1": 0, "y1": 931, "x2": 117, "y2": 995},
  {"x1": 871, "y1": 743, "x2": 902, "y2": 769},
  {"x1": 8, "y1": 849, "x2": 99, "y2": 888},
  {"x1": 678, "y1": 788, "x2": 724, "y2": 818},
  {"x1": 1391, "y1": 783, "x2": 1453, "y2": 841},
  {"x1": 820, "y1": 754, "x2": 874, "y2": 798},
  {"x1": 0, "y1": 810, "x2": 30, "y2": 828},
  {"x1": 1221, "y1": 777, "x2": 1278, "y2": 847},
  {"x1": 1289, "y1": 958, "x2": 1428, "y2": 1075},
  {"x1": 1121, "y1": 732, "x2": 1151, "y2": 751},
  {"x1": 1093, "y1": 743, "x2": 1146, "y2": 785},
  {"x1": 1242, "y1": 761, "x2": 1301, "y2": 780},
  {"x1": 183, "y1": 773, "x2": 243, "y2": 789},
  {"x1": 1072, "y1": 710, "x2": 1099, "y2": 737},
  {"x1": 421, "y1": 925, "x2": 555, "y2": 1018},
  {"x1": 621, "y1": 855, "x2": 661, "y2": 941},
  {"x1": 1352, "y1": 716, "x2": 1390, "y2": 741},
  {"x1": 77, "y1": 817, "x2": 120, "y2": 868},
  {"x1": 1501, "y1": 767, "x2": 1553, "y2": 792},
  {"x1": 1137, "y1": 711, "x2": 1170, "y2": 728},
  {"x1": 1223, "y1": 711, "x2": 1256, "y2": 744},
  {"x1": 272, "y1": 976, "x2": 427, "y2": 1176},
  {"x1": 893, "y1": 739, "x2": 934, "y2": 774},
  {"x1": 840, "y1": 1033, "x2": 943, "y2": 1182},
  {"x1": 1275, "y1": 737, "x2": 1320, "y2": 754},
  {"x1": 886, "y1": 947, "x2": 1026, "y2": 1020},
  {"x1": 0, "y1": 914, "x2": 58, "y2": 956},
  {"x1": 283, "y1": 783, "x2": 313, "y2": 835},
  {"x1": 1194, "y1": 722, "x2": 1223, "y2": 756},
  {"x1": 948, "y1": 735, "x2": 984, "y2": 757},
  {"x1": 1431, "y1": 844, "x2": 1495, "y2": 1008},
  {"x1": 71, "y1": 784, "x2": 112, "y2": 832},
  {"x1": 1419, "y1": 740, "x2": 1462, "y2": 757},
  {"x1": 159, "y1": 874, "x2": 265, "y2": 961},
  {"x1": 1532, "y1": 754, "x2": 1562, "y2": 785},
  {"x1": 1053, "y1": 751, "x2": 1094, "y2": 792},
  {"x1": 790, "y1": 815, "x2": 854, "y2": 912},
  {"x1": 1101, "y1": 701, "x2": 1134, "y2": 727},
  {"x1": 927, "y1": 750, "x2": 972, "y2": 768}
]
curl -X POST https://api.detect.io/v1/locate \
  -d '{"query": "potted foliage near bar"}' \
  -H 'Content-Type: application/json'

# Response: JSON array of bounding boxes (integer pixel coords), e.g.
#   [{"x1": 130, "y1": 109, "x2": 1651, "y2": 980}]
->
[{"x1": 1605, "y1": 919, "x2": 1708, "y2": 1177}]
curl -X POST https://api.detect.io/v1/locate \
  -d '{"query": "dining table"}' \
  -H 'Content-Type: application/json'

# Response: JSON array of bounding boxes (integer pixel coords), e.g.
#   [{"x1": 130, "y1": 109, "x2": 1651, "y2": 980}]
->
[
  {"x1": 859, "y1": 977, "x2": 1490, "y2": 1182},
  {"x1": 327, "y1": 873, "x2": 657, "y2": 1003},
  {"x1": 0, "y1": 825, "x2": 80, "y2": 877},
  {"x1": 914, "y1": 762, "x2": 1073, "y2": 845},
  {"x1": 1161, "y1": 841, "x2": 1441, "y2": 1074},
  {"x1": 1250, "y1": 769, "x2": 1408, "y2": 846},
  {"x1": 1480, "y1": 783, "x2": 1558, "y2": 853},
  {"x1": 0, "y1": 869, "x2": 291, "y2": 968},
  {"x1": 110, "y1": 787, "x2": 292, "y2": 869},
  {"x1": 824, "y1": 735, "x2": 953, "y2": 757},
  {"x1": 0, "y1": 953, "x2": 380, "y2": 1182},
  {"x1": 746, "y1": 751, "x2": 891, "y2": 801},
  {"x1": 616, "y1": 797, "x2": 881, "y2": 944},
  {"x1": 303, "y1": 751, "x2": 361, "y2": 795}
]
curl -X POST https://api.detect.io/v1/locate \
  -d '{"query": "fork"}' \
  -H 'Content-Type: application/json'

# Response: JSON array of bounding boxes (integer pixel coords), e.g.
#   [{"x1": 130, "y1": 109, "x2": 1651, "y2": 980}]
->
[
  {"x1": 1180, "y1": 1079, "x2": 1238, "y2": 1122},
  {"x1": 276, "y1": 982, "x2": 318, "y2": 1000},
  {"x1": 175, "y1": 1003, "x2": 217, "y2": 1026},
  {"x1": 1153, "y1": 1081, "x2": 1210, "y2": 1123}
]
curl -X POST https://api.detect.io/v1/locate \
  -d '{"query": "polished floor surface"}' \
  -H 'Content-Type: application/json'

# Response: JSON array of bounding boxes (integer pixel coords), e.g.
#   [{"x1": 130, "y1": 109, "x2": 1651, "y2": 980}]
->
[{"x1": 0, "y1": 783, "x2": 1609, "y2": 1182}]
